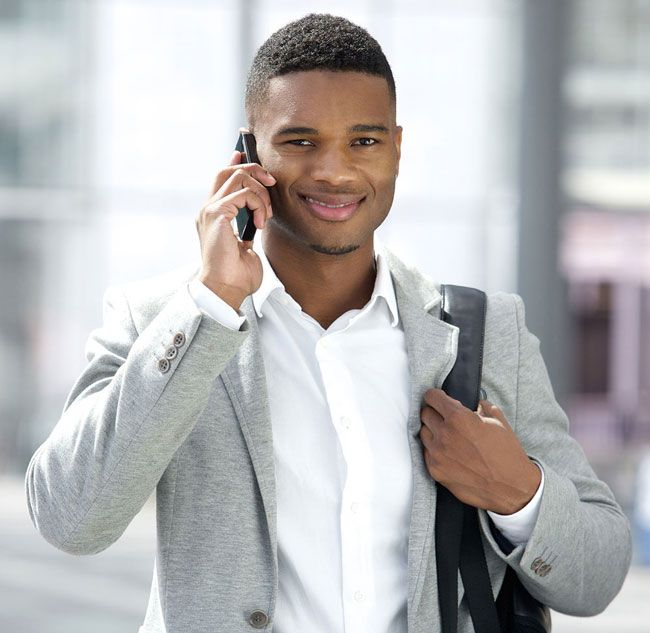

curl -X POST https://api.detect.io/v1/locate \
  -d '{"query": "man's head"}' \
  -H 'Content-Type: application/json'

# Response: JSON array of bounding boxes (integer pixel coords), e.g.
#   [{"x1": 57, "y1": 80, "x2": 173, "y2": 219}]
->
[
  {"x1": 245, "y1": 14, "x2": 401, "y2": 257},
  {"x1": 245, "y1": 13, "x2": 396, "y2": 128}
]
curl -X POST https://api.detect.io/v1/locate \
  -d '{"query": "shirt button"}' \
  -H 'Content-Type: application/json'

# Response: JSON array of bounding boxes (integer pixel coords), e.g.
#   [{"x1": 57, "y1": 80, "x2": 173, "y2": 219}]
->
[
  {"x1": 350, "y1": 502, "x2": 360, "y2": 514},
  {"x1": 341, "y1": 416, "x2": 352, "y2": 430},
  {"x1": 164, "y1": 345, "x2": 178, "y2": 360},
  {"x1": 319, "y1": 338, "x2": 329, "y2": 349},
  {"x1": 157, "y1": 358, "x2": 170, "y2": 374},
  {"x1": 354, "y1": 590, "x2": 365, "y2": 602},
  {"x1": 248, "y1": 609, "x2": 269, "y2": 628}
]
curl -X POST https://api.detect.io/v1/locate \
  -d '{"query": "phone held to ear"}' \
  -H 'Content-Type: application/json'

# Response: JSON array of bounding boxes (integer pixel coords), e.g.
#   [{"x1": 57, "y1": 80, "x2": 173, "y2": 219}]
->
[{"x1": 234, "y1": 131, "x2": 265, "y2": 241}]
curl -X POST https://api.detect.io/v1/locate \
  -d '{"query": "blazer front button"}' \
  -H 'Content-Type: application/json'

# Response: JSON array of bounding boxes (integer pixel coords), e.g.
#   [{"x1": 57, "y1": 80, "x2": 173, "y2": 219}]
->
[
  {"x1": 164, "y1": 345, "x2": 178, "y2": 360},
  {"x1": 248, "y1": 609, "x2": 269, "y2": 628},
  {"x1": 157, "y1": 358, "x2": 170, "y2": 374}
]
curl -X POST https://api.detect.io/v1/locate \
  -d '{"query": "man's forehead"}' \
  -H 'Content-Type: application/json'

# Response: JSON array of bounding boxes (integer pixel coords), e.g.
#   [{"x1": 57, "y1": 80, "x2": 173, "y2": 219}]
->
[{"x1": 257, "y1": 70, "x2": 395, "y2": 129}]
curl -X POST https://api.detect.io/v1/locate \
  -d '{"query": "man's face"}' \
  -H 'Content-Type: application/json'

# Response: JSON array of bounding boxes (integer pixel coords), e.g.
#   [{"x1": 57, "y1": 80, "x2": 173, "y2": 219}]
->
[{"x1": 252, "y1": 70, "x2": 402, "y2": 255}]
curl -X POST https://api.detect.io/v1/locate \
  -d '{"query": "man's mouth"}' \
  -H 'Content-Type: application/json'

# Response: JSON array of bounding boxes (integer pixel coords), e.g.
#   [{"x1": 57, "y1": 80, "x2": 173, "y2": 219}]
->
[{"x1": 298, "y1": 193, "x2": 365, "y2": 221}]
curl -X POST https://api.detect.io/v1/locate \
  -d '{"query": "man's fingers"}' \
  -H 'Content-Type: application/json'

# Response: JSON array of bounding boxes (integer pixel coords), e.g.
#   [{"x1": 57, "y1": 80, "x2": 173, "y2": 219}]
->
[
  {"x1": 209, "y1": 159, "x2": 275, "y2": 199},
  {"x1": 478, "y1": 399, "x2": 511, "y2": 429},
  {"x1": 423, "y1": 388, "x2": 463, "y2": 418},
  {"x1": 419, "y1": 421, "x2": 435, "y2": 447},
  {"x1": 216, "y1": 169, "x2": 273, "y2": 218},
  {"x1": 204, "y1": 188, "x2": 268, "y2": 228},
  {"x1": 209, "y1": 151, "x2": 242, "y2": 196},
  {"x1": 420, "y1": 405, "x2": 444, "y2": 432}
]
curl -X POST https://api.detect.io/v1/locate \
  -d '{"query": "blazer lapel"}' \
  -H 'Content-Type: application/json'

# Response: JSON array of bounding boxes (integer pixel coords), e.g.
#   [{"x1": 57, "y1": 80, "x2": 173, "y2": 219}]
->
[
  {"x1": 386, "y1": 251, "x2": 461, "y2": 625},
  {"x1": 220, "y1": 298, "x2": 278, "y2": 588}
]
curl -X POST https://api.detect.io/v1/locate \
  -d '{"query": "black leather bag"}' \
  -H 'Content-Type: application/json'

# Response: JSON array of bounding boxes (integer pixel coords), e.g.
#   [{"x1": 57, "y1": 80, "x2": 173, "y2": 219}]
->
[{"x1": 435, "y1": 284, "x2": 551, "y2": 633}]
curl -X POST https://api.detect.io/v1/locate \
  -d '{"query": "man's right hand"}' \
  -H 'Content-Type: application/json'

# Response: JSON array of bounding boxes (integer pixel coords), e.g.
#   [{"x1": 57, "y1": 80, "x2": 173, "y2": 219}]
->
[{"x1": 195, "y1": 150, "x2": 276, "y2": 311}]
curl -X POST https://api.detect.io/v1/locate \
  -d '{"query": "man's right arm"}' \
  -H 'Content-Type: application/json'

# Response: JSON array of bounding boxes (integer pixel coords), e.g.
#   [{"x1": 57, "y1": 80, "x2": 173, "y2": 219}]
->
[
  {"x1": 25, "y1": 281, "x2": 249, "y2": 555},
  {"x1": 25, "y1": 149, "x2": 274, "y2": 556}
]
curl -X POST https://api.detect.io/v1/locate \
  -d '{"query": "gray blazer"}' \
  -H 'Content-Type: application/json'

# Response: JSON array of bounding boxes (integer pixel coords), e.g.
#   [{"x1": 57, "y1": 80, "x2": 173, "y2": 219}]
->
[{"x1": 25, "y1": 250, "x2": 632, "y2": 633}]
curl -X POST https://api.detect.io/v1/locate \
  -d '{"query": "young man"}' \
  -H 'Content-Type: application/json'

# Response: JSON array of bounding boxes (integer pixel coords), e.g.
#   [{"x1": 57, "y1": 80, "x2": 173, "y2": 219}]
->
[{"x1": 26, "y1": 13, "x2": 630, "y2": 633}]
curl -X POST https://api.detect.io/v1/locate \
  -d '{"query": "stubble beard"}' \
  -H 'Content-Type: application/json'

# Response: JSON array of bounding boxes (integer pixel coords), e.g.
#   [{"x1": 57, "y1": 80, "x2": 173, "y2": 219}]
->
[
  {"x1": 269, "y1": 211, "x2": 362, "y2": 257},
  {"x1": 308, "y1": 242, "x2": 361, "y2": 256}
]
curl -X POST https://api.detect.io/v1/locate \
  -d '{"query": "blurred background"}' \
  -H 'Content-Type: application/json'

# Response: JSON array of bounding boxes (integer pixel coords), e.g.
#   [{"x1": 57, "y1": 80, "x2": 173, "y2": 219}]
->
[{"x1": 1, "y1": 0, "x2": 649, "y2": 631}]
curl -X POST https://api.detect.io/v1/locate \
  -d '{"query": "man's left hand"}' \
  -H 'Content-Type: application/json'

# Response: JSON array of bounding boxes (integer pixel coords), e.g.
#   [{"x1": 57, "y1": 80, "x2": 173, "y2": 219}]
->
[{"x1": 419, "y1": 388, "x2": 542, "y2": 515}]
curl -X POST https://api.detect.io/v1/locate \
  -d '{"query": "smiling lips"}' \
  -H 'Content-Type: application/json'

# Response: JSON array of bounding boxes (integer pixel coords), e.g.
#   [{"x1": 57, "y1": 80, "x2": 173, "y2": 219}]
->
[{"x1": 299, "y1": 193, "x2": 365, "y2": 221}]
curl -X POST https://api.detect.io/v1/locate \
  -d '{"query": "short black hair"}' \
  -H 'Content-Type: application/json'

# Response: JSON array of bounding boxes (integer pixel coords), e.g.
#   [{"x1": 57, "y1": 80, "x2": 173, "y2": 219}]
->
[{"x1": 245, "y1": 13, "x2": 396, "y2": 125}]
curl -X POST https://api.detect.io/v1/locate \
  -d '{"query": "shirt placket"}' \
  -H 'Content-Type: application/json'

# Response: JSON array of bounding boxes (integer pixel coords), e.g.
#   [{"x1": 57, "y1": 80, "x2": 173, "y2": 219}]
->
[{"x1": 315, "y1": 330, "x2": 376, "y2": 632}]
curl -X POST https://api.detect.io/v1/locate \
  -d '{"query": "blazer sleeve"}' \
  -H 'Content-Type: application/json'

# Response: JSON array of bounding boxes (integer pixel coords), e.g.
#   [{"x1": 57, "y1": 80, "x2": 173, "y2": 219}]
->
[
  {"x1": 25, "y1": 282, "x2": 249, "y2": 555},
  {"x1": 479, "y1": 293, "x2": 632, "y2": 616}
]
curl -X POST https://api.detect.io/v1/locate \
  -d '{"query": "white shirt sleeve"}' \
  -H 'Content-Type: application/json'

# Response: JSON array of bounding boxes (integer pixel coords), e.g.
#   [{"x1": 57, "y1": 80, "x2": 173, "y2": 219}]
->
[
  {"x1": 188, "y1": 278, "x2": 247, "y2": 331},
  {"x1": 487, "y1": 461, "x2": 545, "y2": 547}
]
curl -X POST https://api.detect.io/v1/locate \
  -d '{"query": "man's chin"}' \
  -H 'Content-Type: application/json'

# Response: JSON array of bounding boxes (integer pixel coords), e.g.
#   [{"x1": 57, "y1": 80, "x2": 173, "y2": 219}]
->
[{"x1": 308, "y1": 242, "x2": 361, "y2": 256}]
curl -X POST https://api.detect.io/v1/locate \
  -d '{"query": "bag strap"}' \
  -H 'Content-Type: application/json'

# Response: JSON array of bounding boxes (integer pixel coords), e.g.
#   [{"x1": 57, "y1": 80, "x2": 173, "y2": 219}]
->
[
  {"x1": 439, "y1": 285, "x2": 486, "y2": 411},
  {"x1": 436, "y1": 284, "x2": 501, "y2": 633}
]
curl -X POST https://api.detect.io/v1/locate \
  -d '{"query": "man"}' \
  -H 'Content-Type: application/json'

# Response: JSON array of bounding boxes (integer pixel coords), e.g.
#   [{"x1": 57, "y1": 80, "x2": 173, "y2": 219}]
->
[{"x1": 25, "y1": 13, "x2": 631, "y2": 633}]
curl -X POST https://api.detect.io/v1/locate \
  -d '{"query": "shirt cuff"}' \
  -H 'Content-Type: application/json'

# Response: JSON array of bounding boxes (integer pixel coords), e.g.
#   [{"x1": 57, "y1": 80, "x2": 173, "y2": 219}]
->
[
  {"x1": 188, "y1": 278, "x2": 247, "y2": 331},
  {"x1": 487, "y1": 461, "x2": 545, "y2": 547}
]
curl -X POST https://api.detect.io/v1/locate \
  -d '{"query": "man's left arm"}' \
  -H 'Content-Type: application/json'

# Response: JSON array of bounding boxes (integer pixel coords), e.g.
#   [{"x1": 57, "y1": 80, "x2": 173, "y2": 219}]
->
[
  {"x1": 419, "y1": 292, "x2": 632, "y2": 616},
  {"x1": 481, "y1": 293, "x2": 632, "y2": 615}
]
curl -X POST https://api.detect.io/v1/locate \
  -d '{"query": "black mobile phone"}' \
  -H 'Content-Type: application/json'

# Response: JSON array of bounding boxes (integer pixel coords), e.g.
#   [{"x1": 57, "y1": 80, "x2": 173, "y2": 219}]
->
[{"x1": 234, "y1": 131, "x2": 263, "y2": 241}]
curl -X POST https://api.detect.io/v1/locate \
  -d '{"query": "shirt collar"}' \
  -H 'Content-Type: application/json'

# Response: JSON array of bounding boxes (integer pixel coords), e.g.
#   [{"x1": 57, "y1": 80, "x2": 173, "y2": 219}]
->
[
  {"x1": 251, "y1": 241, "x2": 286, "y2": 317},
  {"x1": 251, "y1": 238, "x2": 399, "y2": 327}
]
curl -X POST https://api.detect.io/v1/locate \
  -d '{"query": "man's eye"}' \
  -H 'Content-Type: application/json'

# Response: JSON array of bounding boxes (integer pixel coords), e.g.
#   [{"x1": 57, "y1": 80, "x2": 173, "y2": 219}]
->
[
  {"x1": 354, "y1": 138, "x2": 378, "y2": 146},
  {"x1": 287, "y1": 139, "x2": 313, "y2": 146}
]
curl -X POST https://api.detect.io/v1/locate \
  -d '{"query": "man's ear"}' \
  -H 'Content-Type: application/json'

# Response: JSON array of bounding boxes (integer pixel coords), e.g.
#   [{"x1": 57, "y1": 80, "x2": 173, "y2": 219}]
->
[{"x1": 394, "y1": 125, "x2": 403, "y2": 176}]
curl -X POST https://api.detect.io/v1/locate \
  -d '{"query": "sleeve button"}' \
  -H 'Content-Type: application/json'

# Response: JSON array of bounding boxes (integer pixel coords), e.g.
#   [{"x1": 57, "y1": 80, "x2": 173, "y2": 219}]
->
[
  {"x1": 248, "y1": 610, "x2": 269, "y2": 628},
  {"x1": 164, "y1": 345, "x2": 178, "y2": 360},
  {"x1": 530, "y1": 557, "x2": 544, "y2": 573},
  {"x1": 173, "y1": 331, "x2": 186, "y2": 348},
  {"x1": 157, "y1": 358, "x2": 170, "y2": 373}
]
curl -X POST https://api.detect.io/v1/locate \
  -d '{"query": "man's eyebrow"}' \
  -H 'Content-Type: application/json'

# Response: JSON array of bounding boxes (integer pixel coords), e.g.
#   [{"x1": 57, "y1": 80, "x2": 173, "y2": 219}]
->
[
  {"x1": 349, "y1": 124, "x2": 389, "y2": 133},
  {"x1": 275, "y1": 126, "x2": 319, "y2": 136},
  {"x1": 273, "y1": 124, "x2": 390, "y2": 137}
]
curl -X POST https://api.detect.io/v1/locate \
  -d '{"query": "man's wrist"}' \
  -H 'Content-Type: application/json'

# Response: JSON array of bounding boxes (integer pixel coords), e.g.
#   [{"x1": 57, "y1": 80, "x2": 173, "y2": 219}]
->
[
  {"x1": 198, "y1": 276, "x2": 247, "y2": 312},
  {"x1": 188, "y1": 278, "x2": 246, "y2": 330},
  {"x1": 510, "y1": 458, "x2": 543, "y2": 514},
  {"x1": 488, "y1": 461, "x2": 545, "y2": 546}
]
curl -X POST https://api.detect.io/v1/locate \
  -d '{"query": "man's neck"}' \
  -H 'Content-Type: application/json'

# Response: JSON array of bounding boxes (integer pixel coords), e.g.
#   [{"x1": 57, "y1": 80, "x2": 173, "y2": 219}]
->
[{"x1": 261, "y1": 233, "x2": 377, "y2": 330}]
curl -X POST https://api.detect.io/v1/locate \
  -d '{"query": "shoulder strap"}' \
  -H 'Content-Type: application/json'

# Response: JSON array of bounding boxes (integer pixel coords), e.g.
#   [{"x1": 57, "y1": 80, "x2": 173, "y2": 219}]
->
[
  {"x1": 439, "y1": 284, "x2": 487, "y2": 411},
  {"x1": 436, "y1": 285, "x2": 501, "y2": 633}
]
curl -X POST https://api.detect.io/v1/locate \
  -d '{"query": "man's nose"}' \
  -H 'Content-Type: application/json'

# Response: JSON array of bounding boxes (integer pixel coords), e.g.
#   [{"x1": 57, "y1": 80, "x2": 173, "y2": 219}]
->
[{"x1": 309, "y1": 147, "x2": 356, "y2": 185}]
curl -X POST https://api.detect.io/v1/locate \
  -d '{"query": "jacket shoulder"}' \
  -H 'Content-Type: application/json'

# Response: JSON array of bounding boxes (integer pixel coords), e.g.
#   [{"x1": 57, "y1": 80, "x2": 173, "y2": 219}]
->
[
  {"x1": 381, "y1": 247, "x2": 442, "y2": 310},
  {"x1": 485, "y1": 289, "x2": 522, "y2": 319},
  {"x1": 484, "y1": 291, "x2": 525, "y2": 338},
  {"x1": 107, "y1": 262, "x2": 201, "y2": 330}
]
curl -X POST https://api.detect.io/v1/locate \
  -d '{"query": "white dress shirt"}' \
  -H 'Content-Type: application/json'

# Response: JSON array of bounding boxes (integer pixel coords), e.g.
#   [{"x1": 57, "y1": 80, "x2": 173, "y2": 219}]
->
[{"x1": 188, "y1": 240, "x2": 544, "y2": 633}]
